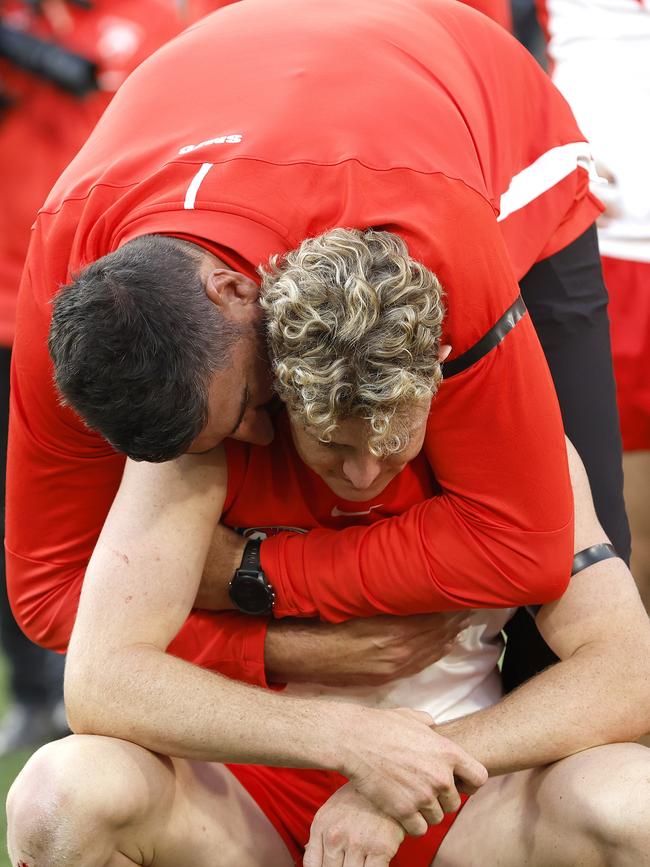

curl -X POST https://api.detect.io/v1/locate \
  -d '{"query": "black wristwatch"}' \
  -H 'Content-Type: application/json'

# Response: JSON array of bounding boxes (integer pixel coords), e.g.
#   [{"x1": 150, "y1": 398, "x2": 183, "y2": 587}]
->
[{"x1": 228, "y1": 538, "x2": 275, "y2": 616}]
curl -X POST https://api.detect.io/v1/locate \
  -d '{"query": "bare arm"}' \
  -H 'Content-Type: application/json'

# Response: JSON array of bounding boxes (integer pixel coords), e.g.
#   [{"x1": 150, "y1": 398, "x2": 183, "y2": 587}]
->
[
  {"x1": 65, "y1": 449, "x2": 339, "y2": 766},
  {"x1": 65, "y1": 448, "x2": 486, "y2": 834},
  {"x1": 438, "y1": 439, "x2": 650, "y2": 774},
  {"x1": 264, "y1": 613, "x2": 470, "y2": 686}
]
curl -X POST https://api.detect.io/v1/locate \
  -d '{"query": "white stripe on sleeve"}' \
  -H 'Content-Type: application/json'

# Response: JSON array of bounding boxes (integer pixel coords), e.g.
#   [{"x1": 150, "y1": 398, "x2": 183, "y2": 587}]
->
[
  {"x1": 498, "y1": 142, "x2": 593, "y2": 222},
  {"x1": 184, "y1": 162, "x2": 214, "y2": 210}
]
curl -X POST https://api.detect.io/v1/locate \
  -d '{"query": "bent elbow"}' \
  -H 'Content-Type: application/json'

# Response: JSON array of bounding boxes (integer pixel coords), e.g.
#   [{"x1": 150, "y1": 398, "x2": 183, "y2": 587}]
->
[
  {"x1": 518, "y1": 552, "x2": 572, "y2": 606},
  {"x1": 520, "y1": 513, "x2": 574, "y2": 605},
  {"x1": 528, "y1": 571, "x2": 570, "y2": 605},
  {"x1": 63, "y1": 654, "x2": 104, "y2": 735}
]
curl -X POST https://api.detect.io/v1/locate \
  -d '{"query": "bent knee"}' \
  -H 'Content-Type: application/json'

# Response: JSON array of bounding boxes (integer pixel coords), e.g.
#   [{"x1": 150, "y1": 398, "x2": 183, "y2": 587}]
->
[
  {"x1": 7, "y1": 734, "x2": 171, "y2": 865},
  {"x1": 542, "y1": 744, "x2": 650, "y2": 848}
]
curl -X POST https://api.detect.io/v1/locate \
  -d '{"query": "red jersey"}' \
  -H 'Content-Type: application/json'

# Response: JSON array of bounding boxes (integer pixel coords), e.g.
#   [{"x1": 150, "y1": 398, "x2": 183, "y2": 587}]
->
[
  {"x1": 222, "y1": 414, "x2": 511, "y2": 714},
  {"x1": 7, "y1": 0, "x2": 594, "y2": 668},
  {"x1": 0, "y1": 0, "x2": 194, "y2": 346}
]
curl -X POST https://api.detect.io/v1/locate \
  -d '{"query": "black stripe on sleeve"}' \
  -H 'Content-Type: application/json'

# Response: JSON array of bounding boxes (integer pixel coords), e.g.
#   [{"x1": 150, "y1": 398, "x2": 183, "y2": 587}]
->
[{"x1": 442, "y1": 295, "x2": 527, "y2": 379}]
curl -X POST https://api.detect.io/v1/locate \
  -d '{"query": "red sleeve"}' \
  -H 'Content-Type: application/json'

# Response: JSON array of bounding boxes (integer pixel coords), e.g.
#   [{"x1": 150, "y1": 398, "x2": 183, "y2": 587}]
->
[
  {"x1": 5, "y1": 263, "x2": 269, "y2": 688},
  {"x1": 260, "y1": 180, "x2": 574, "y2": 620},
  {"x1": 167, "y1": 611, "x2": 271, "y2": 688}
]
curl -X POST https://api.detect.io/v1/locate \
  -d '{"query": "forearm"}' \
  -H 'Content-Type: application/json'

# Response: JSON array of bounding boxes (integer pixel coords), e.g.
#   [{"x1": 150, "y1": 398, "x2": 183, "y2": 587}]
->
[
  {"x1": 65, "y1": 638, "x2": 347, "y2": 770},
  {"x1": 195, "y1": 523, "x2": 245, "y2": 610},
  {"x1": 64, "y1": 451, "x2": 330, "y2": 766},
  {"x1": 439, "y1": 442, "x2": 650, "y2": 775},
  {"x1": 438, "y1": 629, "x2": 650, "y2": 776}
]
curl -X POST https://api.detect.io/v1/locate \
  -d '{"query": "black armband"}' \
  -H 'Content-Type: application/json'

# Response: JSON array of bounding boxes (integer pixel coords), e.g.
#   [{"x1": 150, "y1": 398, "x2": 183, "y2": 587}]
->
[
  {"x1": 571, "y1": 542, "x2": 618, "y2": 575},
  {"x1": 525, "y1": 543, "x2": 619, "y2": 619}
]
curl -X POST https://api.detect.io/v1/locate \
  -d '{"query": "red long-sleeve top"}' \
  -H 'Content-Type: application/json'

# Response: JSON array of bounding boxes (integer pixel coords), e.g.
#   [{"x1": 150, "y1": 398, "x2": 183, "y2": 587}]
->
[{"x1": 6, "y1": 0, "x2": 600, "y2": 685}]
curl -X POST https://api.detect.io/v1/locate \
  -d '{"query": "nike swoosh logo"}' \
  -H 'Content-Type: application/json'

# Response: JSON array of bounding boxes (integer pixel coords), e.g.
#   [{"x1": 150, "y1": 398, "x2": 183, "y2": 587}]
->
[{"x1": 330, "y1": 504, "x2": 384, "y2": 517}]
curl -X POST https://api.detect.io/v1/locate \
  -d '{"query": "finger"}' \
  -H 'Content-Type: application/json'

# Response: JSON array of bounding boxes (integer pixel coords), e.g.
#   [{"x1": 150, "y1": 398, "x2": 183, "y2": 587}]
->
[
  {"x1": 437, "y1": 786, "x2": 462, "y2": 814},
  {"x1": 342, "y1": 850, "x2": 366, "y2": 867},
  {"x1": 321, "y1": 846, "x2": 345, "y2": 867},
  {"x1": 456, "y1": 776, "x2": 482, "y2": 796},
  {"x1": 445, "y1": 612, "x2": 472, "y2": 626},
  {"x1": 304, "y1": 833, "x2": 324, "y2": 867},
  {"x1": 414, "y1": 612, "x2": 469, "y2": 635},
  {"x1": 364, "y1": 855, "x2": 392, "y2": 867},
  {"x1": 399, "y1": 811, "x2": 428, "y2": 836},
  {"x1": 447, "y1": 615, "x2": 471, "y2": 633},
  {"x1": 454, "y1": 756, "x2": 489, "y2": 793},
  {"x1": 440, "y1": 618, "x2": 471, "y2": 641},
  {"x1": 401, "y1": 644, "x2": 456, "y2": 673},
  {"x1": 418, "y1": 802, "x2": 444, "y2": 826}
]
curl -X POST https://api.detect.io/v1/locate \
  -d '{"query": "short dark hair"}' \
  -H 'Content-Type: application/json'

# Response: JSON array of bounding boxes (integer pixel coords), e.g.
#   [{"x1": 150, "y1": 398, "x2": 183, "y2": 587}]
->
[{"x1": 49, "y1": 234, "x2": 242, "y2": 462}]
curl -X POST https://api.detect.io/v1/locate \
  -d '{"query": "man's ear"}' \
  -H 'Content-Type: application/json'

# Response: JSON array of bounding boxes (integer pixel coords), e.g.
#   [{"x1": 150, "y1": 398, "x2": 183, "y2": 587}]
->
[
  {"x1": 438, "y1": 344, "x2": 452, "y2": 363},
  {"x1": 204, "y1": 269, "x2": 260, "y2": 322}
]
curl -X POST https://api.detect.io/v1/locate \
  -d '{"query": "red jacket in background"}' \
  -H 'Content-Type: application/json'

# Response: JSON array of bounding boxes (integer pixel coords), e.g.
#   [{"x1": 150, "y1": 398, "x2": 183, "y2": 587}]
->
[{"x1": 0, "y1": 0, "x2": 232, "y2": 345}]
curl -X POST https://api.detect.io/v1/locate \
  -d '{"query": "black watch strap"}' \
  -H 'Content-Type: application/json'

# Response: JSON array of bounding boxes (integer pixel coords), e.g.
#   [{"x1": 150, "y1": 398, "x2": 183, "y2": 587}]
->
[
  {"x1": 240, "y1": 538, "x2": 262, "y2": 570},
  {"x1": 229, "y1": 538, "x2": 275, "y2": 616}
]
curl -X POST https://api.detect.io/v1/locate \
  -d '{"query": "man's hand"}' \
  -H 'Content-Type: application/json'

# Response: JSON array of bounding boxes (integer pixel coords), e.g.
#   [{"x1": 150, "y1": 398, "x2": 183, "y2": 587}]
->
[
  {"x1": 265, "y1": 613, "x2": 470, "y2": 686},
  {"x1": 194, "y1": 524, "x2": 246, "y2": 609},
  {"x1": 341, "y1": 706, "x2": 487, "y2": 836},
  {"x1": 304, "y1": 783, "x2": 404, "y2": 867}
]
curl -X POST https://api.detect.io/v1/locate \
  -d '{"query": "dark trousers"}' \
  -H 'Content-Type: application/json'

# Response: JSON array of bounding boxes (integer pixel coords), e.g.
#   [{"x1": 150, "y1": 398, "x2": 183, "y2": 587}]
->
[
  {"x1": 0, "y1": 346, "x2": 64, "y2": 706},
  {"x1": 502, "y1": 224, "x2": 631, "y2": 689}
]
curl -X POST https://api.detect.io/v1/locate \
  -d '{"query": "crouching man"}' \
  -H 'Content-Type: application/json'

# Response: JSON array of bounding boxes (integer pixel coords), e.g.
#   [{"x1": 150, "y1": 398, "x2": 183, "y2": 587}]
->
[{"x1": 7, "y1": 230, "x2": 650, "y2": 867}]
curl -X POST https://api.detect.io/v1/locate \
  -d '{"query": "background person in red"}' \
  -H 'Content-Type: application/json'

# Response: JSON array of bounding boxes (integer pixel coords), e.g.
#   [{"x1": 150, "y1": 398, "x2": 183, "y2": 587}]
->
[
  {"x1": 8, "y1": 229, "x2": 650, "y2": 867},
  {"x1": 0, "y1": 0, "x2": 215, "y2": 755}
]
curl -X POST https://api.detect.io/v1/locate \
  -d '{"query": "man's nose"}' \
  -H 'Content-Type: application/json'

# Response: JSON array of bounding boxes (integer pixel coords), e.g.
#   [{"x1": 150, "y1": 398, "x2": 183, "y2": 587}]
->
[{"x1": 342, "y1": 455, "x2": 383, "y2": 490}]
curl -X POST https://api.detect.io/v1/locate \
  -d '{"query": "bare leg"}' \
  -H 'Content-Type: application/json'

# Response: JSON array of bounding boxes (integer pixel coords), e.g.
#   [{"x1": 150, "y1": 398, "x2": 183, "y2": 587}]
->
[
  {"x1": 433, "y1": 743, "x2": 650, "y2": 866},
  {"x1": 6, "y1": 734, "x2": 293, "y2": 867}
]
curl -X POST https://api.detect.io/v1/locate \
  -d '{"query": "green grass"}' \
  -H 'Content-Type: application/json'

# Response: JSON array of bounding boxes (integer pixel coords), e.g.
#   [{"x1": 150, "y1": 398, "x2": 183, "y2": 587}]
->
[{"x1": 0, "y1": 655, "x2": 38, "y2": 867}]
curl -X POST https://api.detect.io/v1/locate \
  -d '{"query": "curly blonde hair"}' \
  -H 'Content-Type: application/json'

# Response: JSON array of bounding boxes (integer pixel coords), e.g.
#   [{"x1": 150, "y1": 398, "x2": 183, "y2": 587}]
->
[{"x1": 260, "y1": 228, "x2": 445, "y2": 456}]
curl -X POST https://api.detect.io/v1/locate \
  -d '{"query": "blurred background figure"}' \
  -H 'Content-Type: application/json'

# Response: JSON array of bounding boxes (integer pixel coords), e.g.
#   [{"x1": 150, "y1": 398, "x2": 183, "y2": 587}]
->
[
  {"x1": 512, "y1": 0, "x2": 545, "y2": 63},
  {"x1": 539, "y1": 0, "x2": 650, "y2": 612},
  {"x1": 0, "y1": 0, "x2": 232, "y2": 756}
]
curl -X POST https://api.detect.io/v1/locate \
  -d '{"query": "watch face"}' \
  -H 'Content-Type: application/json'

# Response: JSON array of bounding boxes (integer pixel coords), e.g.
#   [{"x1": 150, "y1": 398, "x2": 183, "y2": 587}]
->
[{"x1": 231, "y1": 573, "x2": 272, "y2": 615}]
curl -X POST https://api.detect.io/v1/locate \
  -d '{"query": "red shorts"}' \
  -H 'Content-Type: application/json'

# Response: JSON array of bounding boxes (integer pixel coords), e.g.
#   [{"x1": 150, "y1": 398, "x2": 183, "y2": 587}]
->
[
  {"x1": 603, "y1": 256, "x2": 650, "y2": 451},
  {"x1": 226, "y1": 764, "x2": 466, "y2": 866}
]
